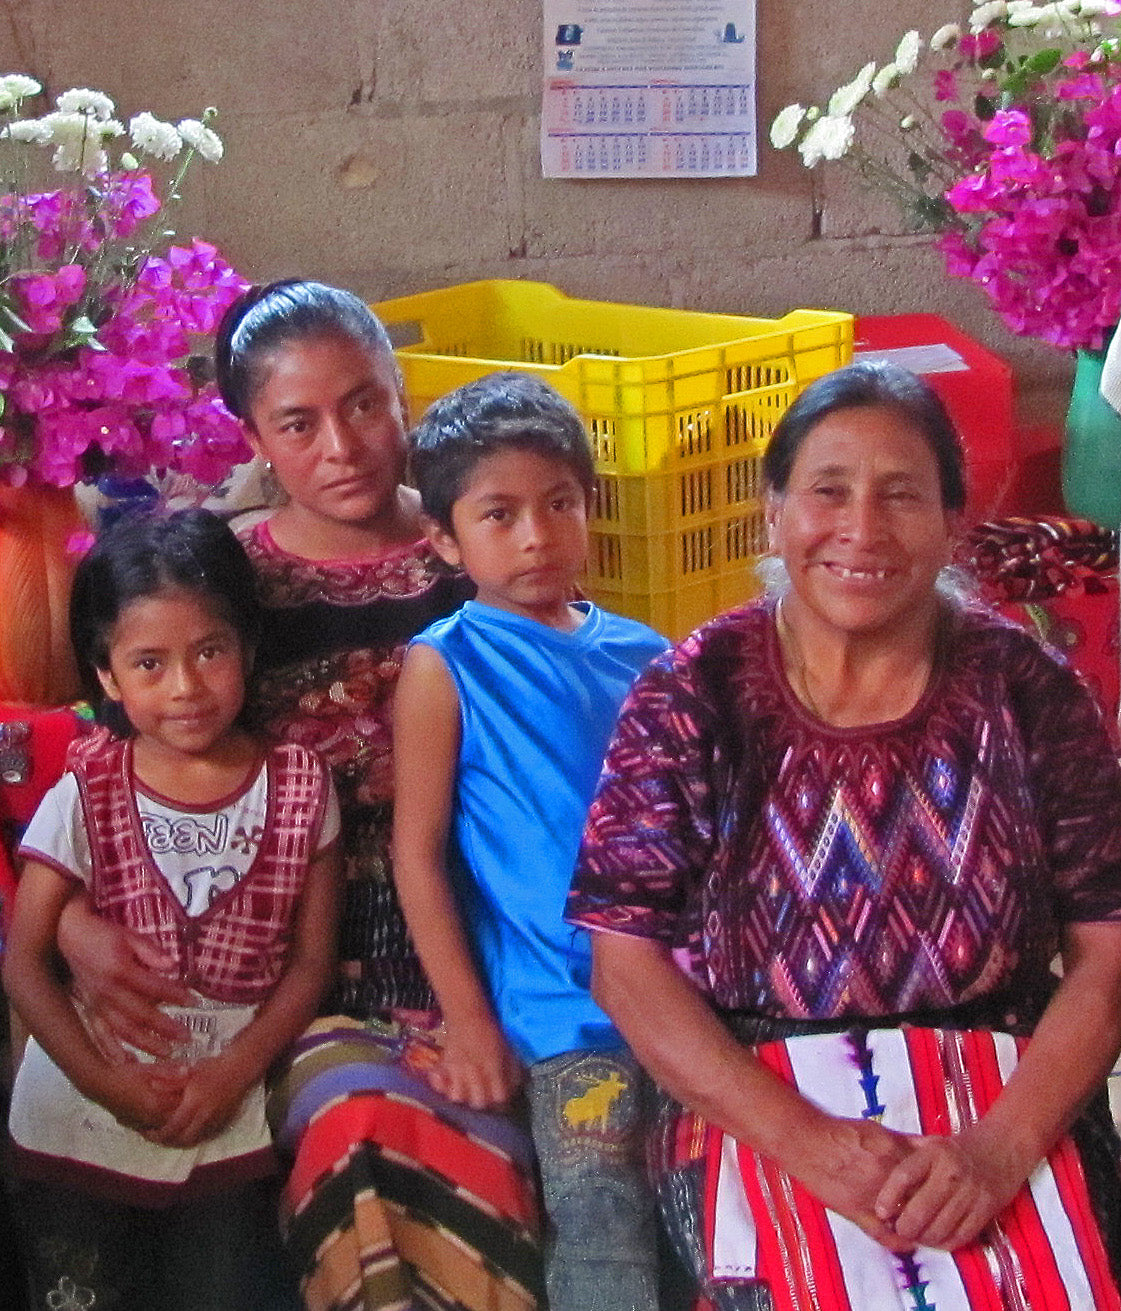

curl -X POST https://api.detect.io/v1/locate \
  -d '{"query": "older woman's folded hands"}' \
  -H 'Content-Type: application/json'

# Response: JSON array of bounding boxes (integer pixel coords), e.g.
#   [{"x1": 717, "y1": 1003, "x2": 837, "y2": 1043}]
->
[
  {"x1": 781, "y1": 1110, "x2": 922, "y2": 1253},
  {"x1": 872, "y1": 1124, "x2": 1025, "y2": 1252}
]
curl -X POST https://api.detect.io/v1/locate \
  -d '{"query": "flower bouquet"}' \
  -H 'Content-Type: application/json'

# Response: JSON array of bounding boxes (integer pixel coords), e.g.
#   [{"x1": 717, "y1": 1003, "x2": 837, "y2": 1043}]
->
[
  {"x1": 0, "y1": 75, "x2": 250, "y2": 489},
  {"x1": 769, "y1": 1, "x2": 1121, "y2": 352}
]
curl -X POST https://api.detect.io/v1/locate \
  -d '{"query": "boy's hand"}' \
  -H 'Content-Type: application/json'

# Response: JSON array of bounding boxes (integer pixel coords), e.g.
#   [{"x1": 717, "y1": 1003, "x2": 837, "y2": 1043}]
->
[
  {"x1": 144, "y1": 1050, "x2": 255, "y2": 1149},
  {"x1": 429, "y1": 1016, "x2": 524, "y2": 1109}
]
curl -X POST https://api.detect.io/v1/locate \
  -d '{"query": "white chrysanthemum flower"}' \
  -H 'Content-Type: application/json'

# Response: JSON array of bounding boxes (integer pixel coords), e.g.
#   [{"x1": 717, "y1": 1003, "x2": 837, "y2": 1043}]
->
[
  {"x1": 176, "y1": 117, "x2": 223, "y2": 162},
  {"x1": 873, "y1": 63, "x2": 901, "y2": 97},
  {"x1": 99, "y1": 119, "x2": 124, "y2": 139},
  {"x1": 39, "y1": 112, "x2": 107, "y2": 174},
  {"x1": 894, "y1": 31, "x2": 922, "y2": 75},
  {"x1": 970, "y1": 1, "x2": 1009, "y2": 30},
  {"x1": 930, "y1": 23, "x2": 962, "y2": 49},
  {"x1": 901, "y1": 114, "x2": 917, "y2": 129},
  {"x1": 770, "y1": 103, "x2": 806, "y2": 149},
  {"x1": 0, "y1": 73, "x2": 41, "y2": 100},
  {"x1": 1, "y1": 118, "x2": 52, "y2": 144},
  {"x1": 1008, "y1": 4, "x2": 1047, "y2": 22},
  {"x1": 39, "y1": 111, "x2": 90, "y2": 147},
  {"x1": 55, "y1": 87, "x2": 115, "y2": 120},
  {"x1": 0, "y1": 90, "x2": 13, "y2": 112},
  {"x1": 120, "y1": 150, "x2": 140, "y2": 171},
  {"x1": 129, "y1": 111, "x2": 182, "y2": 161},
  {"x1": 828, "y1": 62, "x2": 876, "y2": 116},
  {"x1": 798, "y1": 113, "x2": 854, "y2": 167}
]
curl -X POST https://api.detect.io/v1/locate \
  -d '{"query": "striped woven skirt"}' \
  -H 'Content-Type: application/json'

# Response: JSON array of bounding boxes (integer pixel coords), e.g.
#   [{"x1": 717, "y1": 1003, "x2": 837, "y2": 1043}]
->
[
  {"x1": 651, "y1": 1027, "x2": 1121, "y2": 1311},
  {"x1": 267, "y1": 1013, "x2": 545, "y2": 1311}
]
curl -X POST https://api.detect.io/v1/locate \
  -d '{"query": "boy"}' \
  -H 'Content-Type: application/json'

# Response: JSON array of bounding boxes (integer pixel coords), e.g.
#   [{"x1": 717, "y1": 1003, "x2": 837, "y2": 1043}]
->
[{"x1": 393, "y1": 371, "x2": 670, "y2": 1311}]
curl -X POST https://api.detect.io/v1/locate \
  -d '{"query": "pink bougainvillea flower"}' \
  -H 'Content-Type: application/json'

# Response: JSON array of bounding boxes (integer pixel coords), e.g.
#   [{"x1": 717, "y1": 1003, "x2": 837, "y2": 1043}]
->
[
  {"x1": 102, "y1": 171, "x2": 160, "y2": 238},
  {"x1": 983, "y1": 109, "x2": 1032, "y2": 149},
  {"x1": 0, "y1": 89, "x2": 246, "y2": 489},
  {"x1": 1058, "y1": 73, "x2": 1106, "y2": 102},
  {"x1": 177, "y1": 394, "x2": 253, "y2": 484},
  {"x1": 934, "y1": 70, "x2": 958, "y2": 102},
  {"x1": 959, "y1": 30, "x2": 1001, "y2": 61},
  {"x1": 12, "y1": 264, "x2": 87, "y2": 334}
]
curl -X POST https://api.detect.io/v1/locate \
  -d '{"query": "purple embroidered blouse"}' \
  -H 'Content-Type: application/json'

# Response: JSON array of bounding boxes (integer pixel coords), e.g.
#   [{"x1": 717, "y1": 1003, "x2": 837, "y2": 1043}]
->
[{"x1": 568, "y1": 599, "x2": 1121, "y2": 1023}]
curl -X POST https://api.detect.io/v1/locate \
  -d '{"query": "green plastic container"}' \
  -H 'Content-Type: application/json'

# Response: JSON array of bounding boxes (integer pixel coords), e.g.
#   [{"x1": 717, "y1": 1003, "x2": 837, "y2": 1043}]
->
[{"x1": 1063, "y1": 327, "x2": 1121, "y2": 530}]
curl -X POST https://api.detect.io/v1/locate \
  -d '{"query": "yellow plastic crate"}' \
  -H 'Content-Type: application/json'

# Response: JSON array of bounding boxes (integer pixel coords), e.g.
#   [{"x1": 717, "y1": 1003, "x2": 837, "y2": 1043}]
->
[{"x1": 375, "y1": 280, "x2": 853, "y2": 639}]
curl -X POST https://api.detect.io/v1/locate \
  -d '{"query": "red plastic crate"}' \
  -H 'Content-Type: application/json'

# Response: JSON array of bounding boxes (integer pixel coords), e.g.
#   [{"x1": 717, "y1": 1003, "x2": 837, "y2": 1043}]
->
[{"x1": 854, "y1": 314, "x2": 1015, "y2": 521}]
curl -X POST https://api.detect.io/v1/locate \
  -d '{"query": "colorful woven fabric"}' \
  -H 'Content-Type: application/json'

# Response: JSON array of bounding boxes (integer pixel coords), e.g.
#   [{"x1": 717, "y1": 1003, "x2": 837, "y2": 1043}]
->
[
  {"x1": 242, "y1": 522, "x2": 474, "y2": 1018},
  {"x1": 957, "y1": 515, "x2": 1120, "y2": 721},
  {"x1": 570, "y1": 599, "x2": 1121, "y2": 1019},
  {"x1": 957, "y1": 516, "x2": 1118, "y2": 602},
  {"x1": 0, "y1": 700, "x2": 91, "y2": 949},
  {"x1": 697, "y1": 1029, "x2": 1117, "y2": 1310},
  {"x1": 268, "y1": 1014, "x2": 544, "y2": 1311}
]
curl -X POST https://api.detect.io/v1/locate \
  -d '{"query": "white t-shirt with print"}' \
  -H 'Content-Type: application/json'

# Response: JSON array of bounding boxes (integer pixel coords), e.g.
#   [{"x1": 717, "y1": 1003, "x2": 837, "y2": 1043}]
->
[
  {"x1": 21, "y1": 760, "x2": 340, "y2": 910},
  {"x1": 10, "y1": 753, "x2": 341, "y2": 1195}
]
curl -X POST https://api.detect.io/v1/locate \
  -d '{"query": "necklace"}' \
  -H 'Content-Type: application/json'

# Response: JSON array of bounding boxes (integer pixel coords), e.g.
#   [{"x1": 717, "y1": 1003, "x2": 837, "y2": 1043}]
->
[
  {"x1": 775, "y1": 601, "x2": 828, "y2": 720},
  {"x1": 775, "y1": 600, "x2": 941, "y2": 726}
]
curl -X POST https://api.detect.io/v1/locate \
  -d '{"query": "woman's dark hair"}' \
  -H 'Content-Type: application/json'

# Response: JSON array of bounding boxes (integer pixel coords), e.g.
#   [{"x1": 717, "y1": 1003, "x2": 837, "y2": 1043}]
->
[
  {"x1": 70, "y1": 508, "x2": 262, "y2": 736},
  {"x1": 214, "y1": 279, "x2": 400, "y2": 423},
  {"x1": 762, "y1": 360, "x2": 967, "y2": 512},
  {"x1": 409, "y1": 370, "x2": 596, "y2": 531}
]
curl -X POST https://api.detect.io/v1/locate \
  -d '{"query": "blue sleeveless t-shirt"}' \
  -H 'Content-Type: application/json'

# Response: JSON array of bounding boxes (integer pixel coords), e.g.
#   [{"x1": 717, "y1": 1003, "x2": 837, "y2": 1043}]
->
[{"x1": 413, "y1": 599, "x2": 669, "y2": 1062}]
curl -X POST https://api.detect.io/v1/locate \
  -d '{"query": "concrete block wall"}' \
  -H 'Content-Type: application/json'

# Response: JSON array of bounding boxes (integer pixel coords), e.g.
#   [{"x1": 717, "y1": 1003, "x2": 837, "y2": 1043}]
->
[{"x1": 0, "y1": 0, "x2": 1072, "y2": 429}]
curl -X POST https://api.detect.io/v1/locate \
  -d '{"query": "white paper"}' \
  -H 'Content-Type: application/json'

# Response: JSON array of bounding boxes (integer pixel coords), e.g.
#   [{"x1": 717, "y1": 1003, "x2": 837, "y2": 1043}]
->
[
  {"x1": 542, "y1": 1, "x2": 757, "y2": 179},
  {"x1": 852, "y1": 343, "x2": 969, "y2": 375}
]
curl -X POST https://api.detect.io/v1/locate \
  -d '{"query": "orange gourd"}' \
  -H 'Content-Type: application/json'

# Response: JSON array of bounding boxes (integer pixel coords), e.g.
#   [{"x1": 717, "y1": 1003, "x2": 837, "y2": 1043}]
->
[{"x1": 0, "y1": 484, "x2": 84, "y2": 705}]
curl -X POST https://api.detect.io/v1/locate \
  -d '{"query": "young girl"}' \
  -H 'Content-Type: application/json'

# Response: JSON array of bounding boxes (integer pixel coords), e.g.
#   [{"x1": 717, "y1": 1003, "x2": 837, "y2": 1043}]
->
[{"x1": 3, "y1": 508, "x2": 340, "y2": 1311}]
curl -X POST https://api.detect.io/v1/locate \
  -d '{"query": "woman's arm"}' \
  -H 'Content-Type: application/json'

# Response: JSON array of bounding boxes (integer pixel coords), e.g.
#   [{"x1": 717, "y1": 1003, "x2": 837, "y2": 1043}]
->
[
  {"x1": 3, "y1": 861, "x2": 184, "y2": 1131},
  {"x1": 149, "y1": 836, "x2": 341, "y2": 1148},
  {"x1": 391, "y1": 642, "x2": 523, "y2": 1109},
  {"x1": 592, "y1": 930, "x2": 915, "y2": 1251},
  {"x1": 57, "y1": 890, "x2": 193, "y2": 1057},
  {"x1": 874, "y1": 919, "x2": 1121, "y2": 1249}
]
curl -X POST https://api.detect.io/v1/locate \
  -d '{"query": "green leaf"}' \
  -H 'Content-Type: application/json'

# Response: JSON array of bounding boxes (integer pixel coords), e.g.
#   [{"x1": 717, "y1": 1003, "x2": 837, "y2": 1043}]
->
[
  {"x1": 974, "y1": 94, "x2": 996, "y2": 121},
  {"x1": 59, "y1": 313, "x2": 105, "y2": 352},
  {"x1": 1025, "y1": 47, "x2": 1062, "y2": 76},
  {"x1": 0, "y1": 298, "x2": 30, "y2": 335},
  {"x1": 0, "y1": 391, "x2": 5, "y2": 419},
  {"x1": 907, "y1": 150, "x2": 932, "y2": 182}
]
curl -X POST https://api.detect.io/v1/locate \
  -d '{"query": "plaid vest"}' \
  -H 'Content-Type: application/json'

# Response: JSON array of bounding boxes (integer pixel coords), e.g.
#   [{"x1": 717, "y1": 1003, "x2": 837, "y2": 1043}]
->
[{"x1": 71, "y1": 733, "x2": 328, "y2": 1003}]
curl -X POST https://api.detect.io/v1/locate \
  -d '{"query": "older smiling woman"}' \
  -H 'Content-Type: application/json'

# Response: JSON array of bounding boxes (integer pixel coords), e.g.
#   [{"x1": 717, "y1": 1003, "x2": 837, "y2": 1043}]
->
[{"x1": 566, "y1": 362, "x2": 1121, "y2": 1310}]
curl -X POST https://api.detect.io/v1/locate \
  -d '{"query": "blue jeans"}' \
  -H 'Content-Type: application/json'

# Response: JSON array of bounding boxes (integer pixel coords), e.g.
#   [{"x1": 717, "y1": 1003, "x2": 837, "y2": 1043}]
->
[{"x1": 528, "y1": 1047, "x2": 659, "y2": 1311}]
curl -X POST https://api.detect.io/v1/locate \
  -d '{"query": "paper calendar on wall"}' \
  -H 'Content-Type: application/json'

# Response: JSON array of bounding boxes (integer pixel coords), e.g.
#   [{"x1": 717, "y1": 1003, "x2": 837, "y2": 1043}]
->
[{"x1": 542, "y1": 1, "x2": 757, "y2": 179}]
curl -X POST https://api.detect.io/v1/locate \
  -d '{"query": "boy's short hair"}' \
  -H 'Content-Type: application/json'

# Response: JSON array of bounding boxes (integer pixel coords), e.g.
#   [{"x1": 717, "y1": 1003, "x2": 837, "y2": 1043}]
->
[{"x1": 408, "y1": 371, "x2": 596, "y2": 530}]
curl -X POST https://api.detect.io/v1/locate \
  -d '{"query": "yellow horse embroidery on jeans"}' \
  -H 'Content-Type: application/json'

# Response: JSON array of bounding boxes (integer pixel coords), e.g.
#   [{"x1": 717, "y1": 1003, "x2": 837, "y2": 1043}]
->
[{"x1": 562, "y1": 1070, "x2": 627, "y2": 1131}]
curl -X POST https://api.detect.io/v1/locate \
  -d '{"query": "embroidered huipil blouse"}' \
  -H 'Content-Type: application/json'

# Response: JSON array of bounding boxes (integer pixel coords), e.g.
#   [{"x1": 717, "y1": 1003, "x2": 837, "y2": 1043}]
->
[{"x1": 568, "y1": 600, "x2": 1121, "y2": 1024}]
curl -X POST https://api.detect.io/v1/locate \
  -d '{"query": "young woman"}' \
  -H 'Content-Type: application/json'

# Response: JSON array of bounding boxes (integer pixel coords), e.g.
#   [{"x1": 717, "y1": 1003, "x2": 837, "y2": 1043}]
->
[{"x1": 57, "y1": 284, "x2": 543, "y2": 1311}]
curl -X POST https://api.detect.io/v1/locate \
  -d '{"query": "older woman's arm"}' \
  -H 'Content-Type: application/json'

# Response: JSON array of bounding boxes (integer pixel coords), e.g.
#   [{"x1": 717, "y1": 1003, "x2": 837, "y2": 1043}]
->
[
  {"x1": 875, "y1": 637, "x2": 1121, "y2": 1250},
  {"x1": 874, "y1": 919, "x2": 1121, "y2": 1249},
  {"x1": 592, "y1": 930, "x2": 918, "y2": 1253}
]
